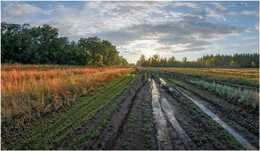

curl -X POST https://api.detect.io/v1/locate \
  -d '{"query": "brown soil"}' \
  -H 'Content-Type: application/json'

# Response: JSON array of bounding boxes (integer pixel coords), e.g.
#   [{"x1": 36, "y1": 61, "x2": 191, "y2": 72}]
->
[
  {"x1": 159, "y1": 70, "x2": 259, "y2": 149},
  {"x1": 153, "y1": 78, "x2": 235, "y2": 149}
]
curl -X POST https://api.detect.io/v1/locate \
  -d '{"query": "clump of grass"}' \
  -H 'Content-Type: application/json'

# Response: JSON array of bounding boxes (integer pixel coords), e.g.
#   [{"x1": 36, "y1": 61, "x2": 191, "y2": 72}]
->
[
  {"x1": 128, "y1": 114, "x2": 140, "y2": 128},
  {"x1": 121, "y1": 140, "x2": 131, "y2": 150},
  {"x1": 188, "y1": 79, "x2": 258, "y2": 109}
]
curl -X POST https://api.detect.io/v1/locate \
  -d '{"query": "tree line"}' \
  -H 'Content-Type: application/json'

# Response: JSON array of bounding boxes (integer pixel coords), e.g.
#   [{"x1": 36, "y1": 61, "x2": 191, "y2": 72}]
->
[
  {"x1": 136, "y1": 53, "x2": 259, "y2": 68},
  {"x1": 1, "y1": 22, "x2": 128, "y2": 66}
]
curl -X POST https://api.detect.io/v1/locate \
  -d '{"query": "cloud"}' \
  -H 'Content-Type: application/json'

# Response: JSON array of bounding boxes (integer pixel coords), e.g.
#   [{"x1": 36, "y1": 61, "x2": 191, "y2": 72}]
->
[
  {"x1": 2, "y1": 3, "x2": 41, "y2": 19},
  {"x1": 2, "y1": 1, "x2": 256, "y2": 62},
  {"x1": 99, "y1": 20, "x2": 242, "y2": 55},
  {"x1": 173, "y1": 2, "x2": 199, "y2": 8},
  {"x1": 242, "y1": 10, "x2": 259, "y2": 16},
  {"x1": 42, "y1": 9, "x2": 54, "y2": 15},
  {"x1": 2, "y1": 2, "x2": 55, "y2": 19},
  {"x1": 205, "y1": 3, "x2": 236, "y2": 20}
]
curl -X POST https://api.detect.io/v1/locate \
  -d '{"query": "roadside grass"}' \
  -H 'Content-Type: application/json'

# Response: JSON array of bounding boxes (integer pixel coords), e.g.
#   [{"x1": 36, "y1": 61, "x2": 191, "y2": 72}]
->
[
  {"x1": 158, "y1": 67, "x2": 259, "y2": 88},
  {"x1": 2, "y1": 71, "x2": 138, "y2": 150},
  {"x1": 1, "y1": 65, "x2": 134, "y2": 131},
  {"x1": 188, "y1": 79, "x2": 259, "y2": 109}
]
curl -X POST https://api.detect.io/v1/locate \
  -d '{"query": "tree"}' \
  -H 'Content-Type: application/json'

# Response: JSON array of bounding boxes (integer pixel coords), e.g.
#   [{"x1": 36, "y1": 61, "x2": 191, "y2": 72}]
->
[
  {"x1": 252, "y1": 61, "x2": 256, "y2": 68},
  {"x1": 93, "y1": 53, "x2": 104, "y2": 66},
  {"x1": 230, "y1": 60, "x2": 235, "y2": 67},
  {"x1": 182, "y1": 57, "x2": 187, "y2": 62}
]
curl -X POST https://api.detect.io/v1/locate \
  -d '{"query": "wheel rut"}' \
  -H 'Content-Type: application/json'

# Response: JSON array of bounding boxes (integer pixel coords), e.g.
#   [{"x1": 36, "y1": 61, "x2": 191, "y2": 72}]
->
[
  {"x1": 158, "y1": 76, "x2": 257, "y2": 150},
  {"x1": 92, "y1": 74, "x2": 146, "y2": 149},
  {"x1": 151, "y1": 78, "x2": 195, "y2": 149}
]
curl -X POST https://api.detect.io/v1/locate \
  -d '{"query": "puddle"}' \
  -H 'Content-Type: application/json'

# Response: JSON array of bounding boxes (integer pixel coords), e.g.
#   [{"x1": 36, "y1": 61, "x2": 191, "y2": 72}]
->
[
  {"x1": 161, "y1": 98, "x2": 193, "y2": 148},
  {"x1": 150, "y1": 79, "x2": 172, "y2": 149},
  {"x1": 159, "y1": 76, "x2": 256, "y2": 150},
  {"x1": 178, "y1": 88, "x2": 256, "y2": 150}
]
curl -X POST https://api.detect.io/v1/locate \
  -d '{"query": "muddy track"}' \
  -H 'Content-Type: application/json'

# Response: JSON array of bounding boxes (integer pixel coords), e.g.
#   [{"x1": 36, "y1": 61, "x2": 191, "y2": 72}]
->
[
  {"x1": 100, "y1": 75, "x2": 146, "y2": 149},
  {"x1": 52, "y1": 70, "x2": 258, "y2": 150},
  {"x1": 158, "y1": 71, "x2": 259, "y2": 149},
  {"x1": 162, "y1": 71, "x2": 259, "y2": 130},
  {"x1": 90, "y1": 72, "x2": 157, "y2": 150},
  {"x1": 112, "y1": 75, "x2": 157, "y2": 150},
  {"x1": 151, "y1": 77, "x2": 246, "y2": 149},
  {"x1": 75, "y1": 72, "x2": 154, "y2": 150},
  {"x1": 151, "y1": 78, "x2": 196, "y2": 149}
]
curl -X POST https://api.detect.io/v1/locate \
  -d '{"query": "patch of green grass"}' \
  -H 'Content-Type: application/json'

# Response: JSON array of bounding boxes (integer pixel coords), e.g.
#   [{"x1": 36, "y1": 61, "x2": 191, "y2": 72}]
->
[
  {"x1": 208, "y1": 121, "x2": 217, "y2": 130},
  {"x1": 190, "y1": 103, "x2": 205, "y2": 117},
  {"x1": 191, "y1": 131, "x2": 199, "y2": 141},
  {"x1": 198, "y1": 134, "x2": 209, "y2": 146},
  {"x1": 86, "y1": 126, "x2": 102, "y2": 138},
  {"x1": 219, "y1": 130, "x2": 242, "y2": 150},
  {"x1": 128, "y1": 114, "x2": 140, "y2": 128},
  {"x1": 121, "y1": 140, "x2": 131, "y2": 150},
  {"x1": 232, "y1": 124, "x2": 243, "y2": 132},
  {"x1": 141, "y1": 98, "x2": 154, "y2": 149}
]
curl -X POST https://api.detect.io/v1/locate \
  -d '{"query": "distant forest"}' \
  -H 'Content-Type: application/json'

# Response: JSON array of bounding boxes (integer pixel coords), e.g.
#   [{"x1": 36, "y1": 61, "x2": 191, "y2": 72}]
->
[
  {"x1": 136, "y1": 53, "x2": 259, "y2": 68},
  {"x1": 1, "y1": 22, "x2": 128, "y2": 66}
]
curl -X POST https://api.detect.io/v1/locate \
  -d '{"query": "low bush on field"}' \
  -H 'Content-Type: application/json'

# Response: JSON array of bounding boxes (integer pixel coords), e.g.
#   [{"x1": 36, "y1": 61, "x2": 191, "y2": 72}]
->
[{"x1": 189, "y1": 80, "x2": 259, "y2": 109}]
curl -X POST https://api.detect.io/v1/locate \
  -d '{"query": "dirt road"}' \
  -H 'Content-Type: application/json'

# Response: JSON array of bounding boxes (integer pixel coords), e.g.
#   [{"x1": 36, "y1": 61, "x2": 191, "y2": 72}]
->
[{"x1": 56, "y1": 70, "x2": 258, "y2": 150}]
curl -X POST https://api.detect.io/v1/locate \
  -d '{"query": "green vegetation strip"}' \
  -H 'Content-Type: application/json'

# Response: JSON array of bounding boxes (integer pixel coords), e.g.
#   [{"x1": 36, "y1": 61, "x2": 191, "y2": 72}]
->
[
  {"x1": 141, "y1": 99, "x2": 154, "y2": 149},
  {"x1": 66, "y1": 72, "x2": 142, "y2": 149},
  {"x1": 188, "y1": 79, "x2": 258, "y2": 109},
  {"x1": 168, "y1": 70, "x2": 258, "y2": 90},
  {"x1": 2, "y1": 71, "x2": 139, "y2": 150}
]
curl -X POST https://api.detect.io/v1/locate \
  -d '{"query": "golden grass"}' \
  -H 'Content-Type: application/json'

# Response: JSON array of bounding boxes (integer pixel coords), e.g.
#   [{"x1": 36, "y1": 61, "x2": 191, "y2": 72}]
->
[
  {"x1": 159, "y1": 68, "x2": 259, "y2": 83},
  {"x1": 1, "y1": 65, "x2": 134, "y2": 122}
]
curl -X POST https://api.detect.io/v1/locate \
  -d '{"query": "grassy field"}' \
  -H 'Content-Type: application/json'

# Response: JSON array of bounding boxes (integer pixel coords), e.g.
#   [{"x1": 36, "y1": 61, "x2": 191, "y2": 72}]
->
[
  {"x1": 1, "y1": 65, "x2": 258, "y2": 150},
  {"x1": 157, "y1": 67, "x2": 259, "y2": 88},
  {"x1": 1, "y1": 64, "x2": 134, "y2": 130}
]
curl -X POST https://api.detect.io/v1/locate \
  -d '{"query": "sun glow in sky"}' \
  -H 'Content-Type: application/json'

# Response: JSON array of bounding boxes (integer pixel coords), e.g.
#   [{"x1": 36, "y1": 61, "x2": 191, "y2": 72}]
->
[{"x1": 1, "y1": 1, "x2": 259, "y2": 63}]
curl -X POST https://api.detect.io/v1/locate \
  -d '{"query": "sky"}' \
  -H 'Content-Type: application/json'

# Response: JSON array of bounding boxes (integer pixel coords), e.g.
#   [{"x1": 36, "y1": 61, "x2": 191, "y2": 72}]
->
[{"x1": 1, "y1": 1, "x2": 259, "y2": 63}]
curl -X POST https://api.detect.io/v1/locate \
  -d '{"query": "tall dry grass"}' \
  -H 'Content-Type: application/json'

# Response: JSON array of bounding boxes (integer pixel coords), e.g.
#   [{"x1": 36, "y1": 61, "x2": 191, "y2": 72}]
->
[{"x1": 1, "y1": 65, "x2": 134, "y2": 123}]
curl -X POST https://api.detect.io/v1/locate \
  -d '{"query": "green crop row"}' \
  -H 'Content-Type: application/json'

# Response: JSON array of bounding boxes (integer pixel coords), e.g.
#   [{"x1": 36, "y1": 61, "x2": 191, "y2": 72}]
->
[
  {"x1": 188, "y1": 79, "x2": 259, "y2": 109},
  {"x1": 2, "y1": 71, "x2": 139, "y2": 150},
  {"x1": 66, "y1": 72, "x2": 142, "y2": 149},
  {"x1": 141, "y1": 98, "x2": 154, "y2": 149}
]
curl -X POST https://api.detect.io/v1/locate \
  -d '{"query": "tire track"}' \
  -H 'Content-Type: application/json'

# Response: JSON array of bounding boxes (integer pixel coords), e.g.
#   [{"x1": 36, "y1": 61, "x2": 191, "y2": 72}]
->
[
  {"x1": 91, "y1": 74, "x2": 145, "y2": 149},
  {"x1": 151, "y1": 79, "x2": 172, "y2": 149},
  {"x1": 159, "y1": 78, "x2": 257, "y2": 150},
  {"x1": 151, "y1": 78, "x2": 195, "y2": 149}
]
